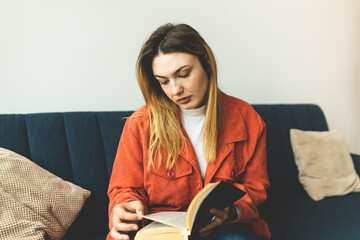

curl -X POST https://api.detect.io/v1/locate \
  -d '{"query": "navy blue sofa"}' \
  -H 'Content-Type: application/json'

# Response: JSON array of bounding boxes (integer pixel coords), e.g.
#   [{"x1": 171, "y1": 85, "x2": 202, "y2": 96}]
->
[{"x1": 0, "y1": 104, "x2": 359, "y2": 240}]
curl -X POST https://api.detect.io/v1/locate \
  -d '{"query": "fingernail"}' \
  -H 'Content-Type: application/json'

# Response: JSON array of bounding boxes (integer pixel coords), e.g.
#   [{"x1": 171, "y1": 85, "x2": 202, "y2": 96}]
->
[{"x1": 132, "y1": 225, "x2": 138, "y2": 230}]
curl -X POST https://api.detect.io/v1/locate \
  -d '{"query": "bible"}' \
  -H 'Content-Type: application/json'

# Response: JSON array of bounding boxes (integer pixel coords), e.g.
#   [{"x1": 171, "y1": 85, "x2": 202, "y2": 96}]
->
[{"x1": 134, "y1": 181, "x2": 246, "y2": 240}]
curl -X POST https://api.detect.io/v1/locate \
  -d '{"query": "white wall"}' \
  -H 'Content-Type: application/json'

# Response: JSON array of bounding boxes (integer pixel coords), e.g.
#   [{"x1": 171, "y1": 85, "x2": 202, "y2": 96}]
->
[{"x1": 0, "y1": 0, "x2": 359, "y2": 154}]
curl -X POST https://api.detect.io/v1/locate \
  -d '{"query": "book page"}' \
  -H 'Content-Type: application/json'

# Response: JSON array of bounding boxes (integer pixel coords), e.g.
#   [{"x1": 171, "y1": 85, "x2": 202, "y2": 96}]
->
[
  {"x1": 139, "y1": 221, "x2": 177, "y2": 232},
  {"x1": 135, "y1": 221, "x2": 184, "y2": 240},
  {"x1": 141, "y1": 211, "x2": 187, "y2": 229}
]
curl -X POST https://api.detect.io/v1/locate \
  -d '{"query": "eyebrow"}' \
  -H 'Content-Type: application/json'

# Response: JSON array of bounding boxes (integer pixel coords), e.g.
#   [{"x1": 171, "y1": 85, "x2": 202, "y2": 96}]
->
[{"x1": 154, "y1": 65, "x2": 191, "y2": 79}]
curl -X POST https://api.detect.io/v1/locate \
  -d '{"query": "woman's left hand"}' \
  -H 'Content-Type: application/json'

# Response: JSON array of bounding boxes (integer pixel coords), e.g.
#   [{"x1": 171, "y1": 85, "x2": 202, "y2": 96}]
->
[{"x1": 198, "y1": 205, "x2": 238, "y2": 237}]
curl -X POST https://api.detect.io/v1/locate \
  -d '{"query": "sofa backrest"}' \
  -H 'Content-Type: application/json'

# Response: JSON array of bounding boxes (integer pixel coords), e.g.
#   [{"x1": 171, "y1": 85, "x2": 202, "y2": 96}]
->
[
  {"x1": 0, "y1": 111, "x2": 133, "y2": 239},
  {"x1": 0, "y1": 104, "x2": 328, "y2": 238},
  {"x1": 253, "y1": 104, "x2": 328, "y2": 195}
]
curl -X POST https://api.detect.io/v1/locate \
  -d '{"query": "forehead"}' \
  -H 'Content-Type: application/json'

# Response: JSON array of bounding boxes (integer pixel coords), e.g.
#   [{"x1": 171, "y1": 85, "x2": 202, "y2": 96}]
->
[{"x1": 152, "y1": 52, "x2": 197, "y2": 76}]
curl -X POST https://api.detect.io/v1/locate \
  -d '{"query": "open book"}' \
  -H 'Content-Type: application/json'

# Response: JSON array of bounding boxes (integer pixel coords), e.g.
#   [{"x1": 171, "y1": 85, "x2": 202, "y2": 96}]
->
[{"x1": 134, "y1": 181, "x2": 246, "y2": 240}]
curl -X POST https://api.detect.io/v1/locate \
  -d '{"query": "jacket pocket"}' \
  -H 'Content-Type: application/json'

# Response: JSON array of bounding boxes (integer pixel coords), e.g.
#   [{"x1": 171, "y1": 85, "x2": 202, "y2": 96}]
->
[
  {"x1": 146, "y1": 160, "x2": 193, "y2": 207},
  {"x1": 213, "y1": 154, "x2": 245, "y2": 183}
]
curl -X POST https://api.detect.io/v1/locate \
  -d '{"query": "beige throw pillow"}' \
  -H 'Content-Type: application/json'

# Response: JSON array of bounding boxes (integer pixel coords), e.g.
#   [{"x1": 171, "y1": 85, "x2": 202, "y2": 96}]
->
[
  {"x1": 290, "y1": 129, "x2": 360, "y2": 201},
  {"x1": 0, "y1": 147, "x2": 91, "y2": 240}
]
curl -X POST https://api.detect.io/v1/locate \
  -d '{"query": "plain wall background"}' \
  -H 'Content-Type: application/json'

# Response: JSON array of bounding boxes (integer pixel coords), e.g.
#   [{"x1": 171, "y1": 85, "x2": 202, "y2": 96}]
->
[{"x1": 1, "y1": 0, "x2": 359, "y2": 154}]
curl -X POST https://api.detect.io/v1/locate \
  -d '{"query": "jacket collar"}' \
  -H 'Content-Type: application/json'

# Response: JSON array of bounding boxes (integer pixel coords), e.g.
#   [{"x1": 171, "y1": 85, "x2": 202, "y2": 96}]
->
[
  {"x1": 176, "y1": 91, "x2": 248, "y2": 143},
  {"x1": 220, "y1": 91, "x2": 248, "y2": 143},
  {"x1": 204, "y1": 91, "x2": 248, "y2": 183},
  {"x1": 176, "y1": 91, "x2": 248, "y2": 180}
]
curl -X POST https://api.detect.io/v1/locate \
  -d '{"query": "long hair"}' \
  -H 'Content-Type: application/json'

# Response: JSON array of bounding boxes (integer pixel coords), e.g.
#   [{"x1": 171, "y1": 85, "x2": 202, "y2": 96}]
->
[{"x1": 135, "y1": 23, "x2": 222, "y2": 170}]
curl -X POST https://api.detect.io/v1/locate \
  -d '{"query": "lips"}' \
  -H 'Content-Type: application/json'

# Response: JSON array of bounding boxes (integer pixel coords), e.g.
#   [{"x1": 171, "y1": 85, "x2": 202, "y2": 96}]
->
[{"x1": 177, "y1": 96, "x2": 191, "y2": 104}]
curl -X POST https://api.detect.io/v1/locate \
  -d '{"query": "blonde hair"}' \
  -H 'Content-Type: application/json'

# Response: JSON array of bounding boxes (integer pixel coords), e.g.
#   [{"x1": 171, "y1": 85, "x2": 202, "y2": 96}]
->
[{"x1": 135, "y1": 23, "x2": 222, "y2": 170}]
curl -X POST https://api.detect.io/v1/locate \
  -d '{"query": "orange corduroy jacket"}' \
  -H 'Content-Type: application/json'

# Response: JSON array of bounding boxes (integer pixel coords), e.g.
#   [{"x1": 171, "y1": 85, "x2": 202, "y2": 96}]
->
[{"x1": 107, "y1": 92, "x2": 271, "y2": 239}]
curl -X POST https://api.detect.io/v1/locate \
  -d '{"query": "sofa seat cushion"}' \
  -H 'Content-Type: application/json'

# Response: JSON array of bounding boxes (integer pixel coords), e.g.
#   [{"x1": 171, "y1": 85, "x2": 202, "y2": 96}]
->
[{"x1": 260, "y1": 193, "x2": 360, "y2": 240}]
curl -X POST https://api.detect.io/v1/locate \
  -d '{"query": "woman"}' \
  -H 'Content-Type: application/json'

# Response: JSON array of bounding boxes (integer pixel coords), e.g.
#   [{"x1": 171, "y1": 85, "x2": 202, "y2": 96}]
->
[{"x1": 107, "y1": 23, "x2": 271, "y2": 240}]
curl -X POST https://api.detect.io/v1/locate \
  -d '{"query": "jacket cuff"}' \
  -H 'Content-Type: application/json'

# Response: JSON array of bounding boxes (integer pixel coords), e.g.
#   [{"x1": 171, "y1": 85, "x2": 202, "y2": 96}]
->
[
  {"x1": 225, "y1": 204, "x2": 241, "y2": 224},
  {"x1": 234, "y1": 204, "x2": 241, "y2": 219}
]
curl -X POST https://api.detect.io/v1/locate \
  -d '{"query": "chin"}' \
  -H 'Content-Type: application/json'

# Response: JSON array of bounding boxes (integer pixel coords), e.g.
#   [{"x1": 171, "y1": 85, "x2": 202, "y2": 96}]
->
[
  {"x1": 180, "y1": 105, "x2": 193, "y2": 110},
  {"x1": 182, "y1": 103, "x2": 201, "y2": 110}
]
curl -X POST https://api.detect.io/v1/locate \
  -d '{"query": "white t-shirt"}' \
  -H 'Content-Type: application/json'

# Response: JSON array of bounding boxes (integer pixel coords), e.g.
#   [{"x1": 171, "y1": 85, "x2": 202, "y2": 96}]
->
[{"x1": 180, "y1": 105, "x2": 207, "y2": 178}]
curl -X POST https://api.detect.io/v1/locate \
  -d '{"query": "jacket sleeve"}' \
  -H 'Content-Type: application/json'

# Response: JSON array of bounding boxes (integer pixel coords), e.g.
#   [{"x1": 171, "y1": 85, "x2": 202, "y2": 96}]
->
[
  {"x1": 231, "y1": 119, "x2": 270, "y2": 226},
  {"x1": 107, "y1": 117, "x2": 149, "y2": 231}
]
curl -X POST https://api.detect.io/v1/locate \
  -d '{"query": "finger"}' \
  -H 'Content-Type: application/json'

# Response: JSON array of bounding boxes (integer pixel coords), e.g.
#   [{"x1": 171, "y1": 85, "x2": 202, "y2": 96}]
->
[
  {"x1": 199, "y1": 208, "x2": 227, "y2": 234},
  {"x1": 116, "y1": 204, "x2": 141, "y2": 221},
  {"x1": 123, "y1": 204, "x2": 137, "y2": 213},
  {"x1": 114, "y1": 222, "x2": 139, "y2": 232},
  {"x1": 120, "y1": 210, "x2": 142, "y2": 221},
  {"x1": 110, "y1": 228, "x2": 130, "y2": 240},
  {"x1": 113, "y1": 209, "x2": 136, "y2": 225},
  {"x1": 112, "y1": 210, "x2": 138, "y2": 229},
  {"x1": 198, "y1": 227, "x2": 213, "y2": 238},
  {"x1": 198, "y1": 216, "x2": 223, "y2": 234},
  {"x1": 130, "y1": 201, "x2": 145, "y2": 217},
  {"x1": 210, "y1": 208, "x2": 227, "y2": 220}
]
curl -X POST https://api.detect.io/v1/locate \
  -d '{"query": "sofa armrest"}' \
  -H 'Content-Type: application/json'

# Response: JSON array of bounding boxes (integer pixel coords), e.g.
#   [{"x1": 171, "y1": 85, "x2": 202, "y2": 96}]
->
[{"x1": 351, "y1": 153, "x2": 360, "y2": 174}]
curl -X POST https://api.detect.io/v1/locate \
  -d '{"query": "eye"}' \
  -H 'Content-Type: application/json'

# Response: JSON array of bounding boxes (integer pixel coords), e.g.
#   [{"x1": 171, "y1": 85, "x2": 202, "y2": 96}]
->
[
  {"x1": 179, "y1": 72, "x2": 190, "y2": 78},
  {"x1": 160, "y1": 80, "x2": 169, "y2": 85}
]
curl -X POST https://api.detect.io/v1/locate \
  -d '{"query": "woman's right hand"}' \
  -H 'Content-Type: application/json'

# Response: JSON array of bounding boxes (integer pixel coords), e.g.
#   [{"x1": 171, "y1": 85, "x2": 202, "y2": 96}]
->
[{"x1": 110, "y1": 200, "x2": 144, "y2": 240}]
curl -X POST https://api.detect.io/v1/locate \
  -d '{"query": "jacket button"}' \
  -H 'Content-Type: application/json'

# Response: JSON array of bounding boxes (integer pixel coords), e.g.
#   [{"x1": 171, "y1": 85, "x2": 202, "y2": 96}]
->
[
  {"x1": 231, "y1": 170, "x2": 236, "y2": 178},
  {"x1": 166, "y1": 170, "x2": 175, "y2": 179},
  {"x1": 197, "y1": 183, "x2": 202, "y2": 191}
]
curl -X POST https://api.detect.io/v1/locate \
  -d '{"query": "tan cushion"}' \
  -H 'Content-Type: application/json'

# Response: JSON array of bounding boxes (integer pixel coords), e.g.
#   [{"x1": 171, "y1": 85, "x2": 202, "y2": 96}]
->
[
  {"x1": 290, "y1": 129, "x2": 360, "y2": 201},
  {"x1": 0, "y1": 147, "x2": 91, "y2": 240}
]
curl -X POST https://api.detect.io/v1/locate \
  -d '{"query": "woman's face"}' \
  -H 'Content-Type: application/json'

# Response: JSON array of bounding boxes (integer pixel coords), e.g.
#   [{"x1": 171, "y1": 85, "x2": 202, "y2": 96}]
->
[{"x1": 152, "y1": 52, "x2": 209, "y2": 110}]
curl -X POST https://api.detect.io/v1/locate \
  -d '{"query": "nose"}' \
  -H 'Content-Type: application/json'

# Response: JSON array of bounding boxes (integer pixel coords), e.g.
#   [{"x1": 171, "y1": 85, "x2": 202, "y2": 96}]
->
[{"x1": 170, "y1": 80, "x2": 183, "y2": 96}]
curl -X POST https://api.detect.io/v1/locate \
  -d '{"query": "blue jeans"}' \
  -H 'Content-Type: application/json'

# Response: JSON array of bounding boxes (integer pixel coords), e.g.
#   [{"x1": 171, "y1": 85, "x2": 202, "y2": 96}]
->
[{"x1": 197, "y1": 224, "x2": 256, "y2": 240}]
